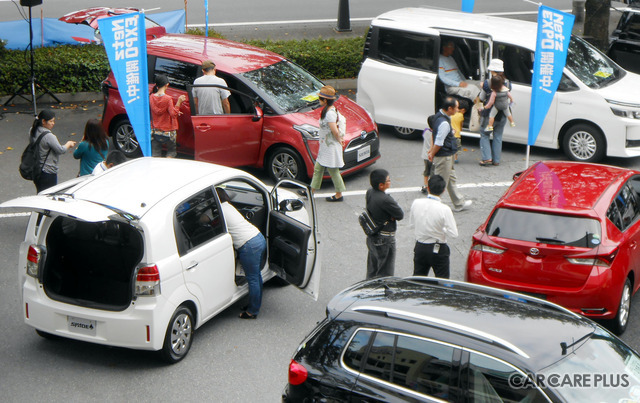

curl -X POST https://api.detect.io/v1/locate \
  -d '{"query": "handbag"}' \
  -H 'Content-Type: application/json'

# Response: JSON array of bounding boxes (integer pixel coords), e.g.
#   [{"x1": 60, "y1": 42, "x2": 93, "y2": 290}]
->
[
  {"x1": 358, "y1": 210, "x2": 388, "y2": 237},
  {"x1": 469, "y1": 102, "x2": 482, "y2": 132},
  {"x1": 152, "y1": 129, "x2": 176, "y2": 144}
]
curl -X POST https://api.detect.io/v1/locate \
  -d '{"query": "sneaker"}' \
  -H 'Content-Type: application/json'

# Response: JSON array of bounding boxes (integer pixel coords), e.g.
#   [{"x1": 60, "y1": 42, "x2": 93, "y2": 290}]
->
[
  {"x1": 485, "y1": 126, "x2": 494, "y2": 132},
  {"x1": 454, "y1": 200, "x2": 473, "y2": 212},
  {"x1": 510, "y1": 121, "x2": 516, "y2": 127},
  {"x1": 421, "y1": 186, "x2": 428, "y2": 194}
]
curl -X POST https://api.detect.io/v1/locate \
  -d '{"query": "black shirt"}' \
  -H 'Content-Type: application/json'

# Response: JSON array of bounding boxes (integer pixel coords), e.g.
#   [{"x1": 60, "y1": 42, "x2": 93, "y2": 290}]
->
[{"x1": 366, "y1": 188, "x2": 404, "y2": 232}]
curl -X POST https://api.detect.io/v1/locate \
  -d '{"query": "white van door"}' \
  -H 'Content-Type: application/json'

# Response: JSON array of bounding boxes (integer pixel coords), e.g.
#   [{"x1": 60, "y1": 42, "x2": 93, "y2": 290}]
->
[{"x1": 357, "y1": 27, "x2": 441, "y2": 138}]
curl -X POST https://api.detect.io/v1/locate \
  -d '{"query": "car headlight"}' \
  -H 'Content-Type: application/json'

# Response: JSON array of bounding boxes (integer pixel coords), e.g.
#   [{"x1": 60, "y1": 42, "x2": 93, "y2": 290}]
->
[
  {"x1": 294, "y1": 124, "x2": 319, "y2": 140},
  {"x1": 607, "y1": 99, "x2": 640, "y2": 119}
]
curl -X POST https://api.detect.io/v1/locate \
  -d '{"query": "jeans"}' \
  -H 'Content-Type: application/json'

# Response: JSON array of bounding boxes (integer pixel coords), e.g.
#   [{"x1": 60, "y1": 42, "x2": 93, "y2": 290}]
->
[
  {"x1": 151, "y1": 132, "x2": 177, "y2": 158},
  {"x1": 237, "y1": 233, "x2": 266, "y2": 316},
  {"x1": 310, "y1": 162, "x2": 346, "y2": 193},
  {"x1": 413, "y1": 242, "x2": 450, "y2": 279},
  {"x1": 366, "y1": 234, "x2": 396, "y2": 279},
  {"x1": 479, "y1": 115, "x2": 505, "y2": 164},
  {"x1": 34, "y1": 172, "x2": 57, "y2": 193}
]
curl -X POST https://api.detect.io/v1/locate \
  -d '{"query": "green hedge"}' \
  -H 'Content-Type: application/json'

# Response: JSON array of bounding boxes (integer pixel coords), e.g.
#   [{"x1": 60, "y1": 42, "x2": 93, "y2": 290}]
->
[{"x1": 0, "y1": 34, "x2": 364, "y2": 96}]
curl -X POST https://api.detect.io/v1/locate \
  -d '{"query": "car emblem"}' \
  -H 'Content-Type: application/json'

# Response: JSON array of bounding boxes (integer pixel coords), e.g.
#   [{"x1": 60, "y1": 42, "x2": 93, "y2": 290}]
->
[
  {"x1": 360, "y1": 131, "x2": 367, "y2": 139},
  {"x1": 529, "y1": 248, "x2": 540, "y2": 256}
]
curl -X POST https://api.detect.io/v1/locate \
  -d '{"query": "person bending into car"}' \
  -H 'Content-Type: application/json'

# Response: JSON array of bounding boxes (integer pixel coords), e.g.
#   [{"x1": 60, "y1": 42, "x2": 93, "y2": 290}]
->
[
  {"x1": 216, "y1": 188, "x2": 267, "y2": 320},
  {"x1": 150, "y1": 75, "x2": 186, "y2": 158},
  {"x1": 410, "y1": 175, "x2": 458, "y2": 279},
  {"x1": 438, "y1": 40, "x2": 481, "y2": 101},
  {"x1": 193, "y1": 60, "x2": 231, "y2": 115}
]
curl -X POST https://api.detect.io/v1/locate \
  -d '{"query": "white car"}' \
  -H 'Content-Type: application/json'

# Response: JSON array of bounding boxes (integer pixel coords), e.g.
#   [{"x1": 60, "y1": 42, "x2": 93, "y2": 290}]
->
[
  {"x1": 357, "y1": 7, "x2": 640, "y2": 162},
  {"x1": 0, "y1": 158, "x2": 320, "y2": 363}
]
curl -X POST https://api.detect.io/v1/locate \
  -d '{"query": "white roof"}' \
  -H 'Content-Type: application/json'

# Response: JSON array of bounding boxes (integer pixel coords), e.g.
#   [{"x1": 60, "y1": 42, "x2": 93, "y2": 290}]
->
[
  {"x1": 67, "y1": 158, "x2": 247, "y2": 218},
  {"x1": 372, "y1": 7, "x2": 541, "y2": 50}
]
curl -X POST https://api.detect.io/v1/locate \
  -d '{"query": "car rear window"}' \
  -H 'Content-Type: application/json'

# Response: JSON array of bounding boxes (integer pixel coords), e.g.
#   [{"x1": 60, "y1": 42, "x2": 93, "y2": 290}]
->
[{"x1": 486, "y1": 208, "x2": 601, "y2": 247}]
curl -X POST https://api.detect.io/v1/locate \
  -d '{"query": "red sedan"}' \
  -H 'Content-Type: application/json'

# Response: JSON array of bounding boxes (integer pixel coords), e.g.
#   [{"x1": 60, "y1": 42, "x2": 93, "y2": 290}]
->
[{"x1": 466, "y1": 161, "x2": 640, "y2": 335}]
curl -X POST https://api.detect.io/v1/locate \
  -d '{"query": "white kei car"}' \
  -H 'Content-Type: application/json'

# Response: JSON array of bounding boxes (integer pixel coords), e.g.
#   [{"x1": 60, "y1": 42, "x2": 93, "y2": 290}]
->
[{"x1": 0, "y1": 158, "x2": 320, "y2": 363}]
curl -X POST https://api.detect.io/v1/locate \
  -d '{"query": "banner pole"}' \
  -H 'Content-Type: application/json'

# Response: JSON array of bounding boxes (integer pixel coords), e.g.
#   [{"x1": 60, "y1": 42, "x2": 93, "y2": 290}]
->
[{"x1": 526, "y1": 145, "x2": 530, "y2": 170}]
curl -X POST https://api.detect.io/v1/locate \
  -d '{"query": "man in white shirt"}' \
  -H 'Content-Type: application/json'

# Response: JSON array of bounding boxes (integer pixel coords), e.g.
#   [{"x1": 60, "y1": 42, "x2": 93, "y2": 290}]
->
[
  {"x1": 410, "y1": 174, "x2": 459, "y2": 278},
  {"x1": 193, "y1": 60, "x2": 231, "y2": 115}
]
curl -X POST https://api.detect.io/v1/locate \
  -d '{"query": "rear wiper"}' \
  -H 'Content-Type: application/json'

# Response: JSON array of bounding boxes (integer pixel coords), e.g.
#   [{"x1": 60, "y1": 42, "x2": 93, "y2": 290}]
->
[{"x1": 536, "y1": 237, "x2": 565, "y2": 245}]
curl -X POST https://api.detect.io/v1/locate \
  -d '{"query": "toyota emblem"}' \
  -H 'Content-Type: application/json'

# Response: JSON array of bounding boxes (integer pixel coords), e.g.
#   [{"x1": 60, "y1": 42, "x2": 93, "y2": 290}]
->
[
  {"x1": 529, "y1": 248, "x2": 540, "y2": 256},
  {"x1": 360, "y1": 131, "x2": 367, "y2": 139}
]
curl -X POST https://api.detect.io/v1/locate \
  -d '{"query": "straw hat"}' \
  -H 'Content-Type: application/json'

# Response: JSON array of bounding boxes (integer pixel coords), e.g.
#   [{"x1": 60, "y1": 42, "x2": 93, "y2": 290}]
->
[{"x1": 318, "y1": 85, "x2": 337, "y2": 100}]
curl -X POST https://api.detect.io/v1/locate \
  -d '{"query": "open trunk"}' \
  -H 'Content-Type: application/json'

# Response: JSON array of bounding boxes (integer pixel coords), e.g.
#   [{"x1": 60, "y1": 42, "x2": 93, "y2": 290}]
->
[{"x1": 42, "y1": 217, "x2": 144, "y2": 311}]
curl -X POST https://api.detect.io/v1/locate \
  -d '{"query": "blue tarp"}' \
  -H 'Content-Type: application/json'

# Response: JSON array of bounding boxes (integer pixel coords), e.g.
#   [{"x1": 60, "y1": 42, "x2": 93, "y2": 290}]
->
[{"x1": 0, "y1": 9, "x2": 185, "y2": 49}]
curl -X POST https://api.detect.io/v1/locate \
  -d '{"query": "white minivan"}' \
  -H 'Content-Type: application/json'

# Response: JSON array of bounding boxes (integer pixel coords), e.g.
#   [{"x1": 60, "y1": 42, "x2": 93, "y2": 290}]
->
[{"x1": 357, "y1": 7, "x2": 640, "y2": 162}]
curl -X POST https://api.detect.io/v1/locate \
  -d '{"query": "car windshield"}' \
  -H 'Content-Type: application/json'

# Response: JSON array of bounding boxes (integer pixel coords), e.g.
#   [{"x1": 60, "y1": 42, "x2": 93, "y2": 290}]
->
[
  {"x1": 565, "y1": 36, "x2": 624, "y2": 89},
  {"x1": 486, "y1": 208, "x2": 601, "y2": 247},
  {"x1": 540, "y1": 327, "x2": 640, "y2": 401},
  {"x1": 240, "y1": 60, "x2": 324, "y2": 113}
]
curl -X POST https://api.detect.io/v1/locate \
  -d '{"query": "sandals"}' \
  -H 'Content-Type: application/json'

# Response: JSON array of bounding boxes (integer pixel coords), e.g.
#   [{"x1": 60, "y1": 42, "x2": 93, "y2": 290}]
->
[
  {"x1": 326, "y1": 195, "x2": 343, "y2": 202},
  {"x1": 239, "y1": 311, "x2": 257, "y2": 319},
  {"x1": 479, "y1": 160, "x2": 492, "y2": 167}
]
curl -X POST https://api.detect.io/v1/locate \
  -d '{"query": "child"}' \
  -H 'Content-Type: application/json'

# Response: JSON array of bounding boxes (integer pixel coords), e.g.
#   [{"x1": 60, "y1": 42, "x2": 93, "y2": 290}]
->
[
  {"x1": 450, "y1": 99, "x2": 467, "y2": 163},
  {"x1": 420, "y1": 126, "x2": 432, "y2": 193},
  {"x1": 483, "y1": 75, "x2": 515, "y2": 132}
]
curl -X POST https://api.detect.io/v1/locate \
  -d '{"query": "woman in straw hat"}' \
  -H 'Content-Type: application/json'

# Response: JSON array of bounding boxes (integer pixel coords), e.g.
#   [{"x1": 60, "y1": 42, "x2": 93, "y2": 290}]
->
[{"x1": 309, "y1": 85, "x2": 346, "y2": 202}]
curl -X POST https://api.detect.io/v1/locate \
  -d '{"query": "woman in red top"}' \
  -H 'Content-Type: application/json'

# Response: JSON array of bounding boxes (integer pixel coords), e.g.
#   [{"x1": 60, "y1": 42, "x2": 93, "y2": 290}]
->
[{"x1": 150, "y1": 74, "x2": 186, "y2": 158}]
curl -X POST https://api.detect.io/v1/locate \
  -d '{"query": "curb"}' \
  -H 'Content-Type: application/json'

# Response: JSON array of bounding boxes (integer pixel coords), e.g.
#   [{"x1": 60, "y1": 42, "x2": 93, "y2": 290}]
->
[{"x1": 1, "y1": 79, "x2": 357, "y2": 106}]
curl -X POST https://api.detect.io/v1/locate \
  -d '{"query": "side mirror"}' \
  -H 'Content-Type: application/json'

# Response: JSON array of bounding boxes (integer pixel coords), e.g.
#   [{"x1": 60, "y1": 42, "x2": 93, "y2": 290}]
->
[
  {"x1": 252, "y1": 105, "x2": 263, "y2": 122},
  {"x1": 279, "y1": 199, "x2": 304, "y2": 212}
]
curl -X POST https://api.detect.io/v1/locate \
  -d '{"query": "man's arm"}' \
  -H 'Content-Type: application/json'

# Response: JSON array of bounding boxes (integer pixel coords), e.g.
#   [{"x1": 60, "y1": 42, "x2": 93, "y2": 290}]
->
[
  {"x1": 222, "y1": 98, "x2": 230, "y2": 114},
  {"x1": 438, "y1": 57, "x2": 462, "y2": 87}
]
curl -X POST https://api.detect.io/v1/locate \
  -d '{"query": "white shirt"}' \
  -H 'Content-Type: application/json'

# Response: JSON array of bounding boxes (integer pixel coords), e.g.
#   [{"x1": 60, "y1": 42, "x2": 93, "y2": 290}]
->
[
  {"x1": 410, "y1": 195, "x2": 458, "y2": 243},
  {"x1": 220, "y1": 201, "x2": 260, "y2": 249}
]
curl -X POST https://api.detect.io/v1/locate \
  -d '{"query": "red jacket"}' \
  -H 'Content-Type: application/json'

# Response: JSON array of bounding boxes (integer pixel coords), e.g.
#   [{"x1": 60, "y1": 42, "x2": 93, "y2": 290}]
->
[{"x1": 150, "y1": 93, "x2": 180, "y2": 132}]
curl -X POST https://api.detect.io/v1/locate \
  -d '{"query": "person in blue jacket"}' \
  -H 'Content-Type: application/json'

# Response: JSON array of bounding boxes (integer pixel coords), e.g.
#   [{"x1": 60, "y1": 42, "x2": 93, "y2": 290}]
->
[{"x1": 73, "y1": 118, "x2": 110, "y2": 176}]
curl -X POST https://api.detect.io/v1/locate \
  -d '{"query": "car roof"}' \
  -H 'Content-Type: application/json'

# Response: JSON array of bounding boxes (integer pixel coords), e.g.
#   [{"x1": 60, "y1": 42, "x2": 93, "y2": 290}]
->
[
  {"x1": 371, "y1": 7, "x2": 539, "y2": 50},
  {"x1": 60, "y1": 158, "x2": 249, "y2": 218},
  {"x1": 327, "y1": 276, "x2": 595, "y2": 371},
  {"x1": 147, "y1": 34, "x2": 285, "y2": 74},
  {"x1": 500, "y1": 161, "x2": 632, "y2": 212}
]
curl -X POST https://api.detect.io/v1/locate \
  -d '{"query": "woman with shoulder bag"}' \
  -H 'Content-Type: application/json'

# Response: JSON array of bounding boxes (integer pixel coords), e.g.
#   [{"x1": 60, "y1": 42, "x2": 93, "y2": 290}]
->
[
  {"x1": 73, "y1": 118, "x2": 110, "y2": 176},
  {"x1": 30, "y1": 110, "x2": 76, "y2": 193},
  {"x1": 309, "y1": 85, "x2": 346, "y2": 202},
  {"x1": 150, "y1": 74, "x2": 186, "y2": 158},
  {"x1": 479, "y1": 59, "x2": 511, "y2": 167}
]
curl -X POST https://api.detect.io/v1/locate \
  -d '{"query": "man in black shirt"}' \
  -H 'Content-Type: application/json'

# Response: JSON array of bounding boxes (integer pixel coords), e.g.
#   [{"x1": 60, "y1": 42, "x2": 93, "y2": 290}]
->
[{"x1": 365, "y1": 169, "x2": 405, "y2": 279}]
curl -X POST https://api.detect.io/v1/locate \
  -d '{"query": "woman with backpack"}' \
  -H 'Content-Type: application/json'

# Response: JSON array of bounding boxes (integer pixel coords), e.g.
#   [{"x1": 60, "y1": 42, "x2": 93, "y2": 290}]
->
[
  {"x1": 73, "y1": 118, "x2": 110, "y2": 176},
  {"x1": 29, "y1": 110, "x2": 76, "y2": 193},
  {"x1": 309, "y1": 85, "x2": 346, "y2": 202}
]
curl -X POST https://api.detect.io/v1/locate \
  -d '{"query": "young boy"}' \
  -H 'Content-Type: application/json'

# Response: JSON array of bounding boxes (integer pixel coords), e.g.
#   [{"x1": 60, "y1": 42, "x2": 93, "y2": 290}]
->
[{"x1": 450, "y1": 99, "x2": 467, "y2": 163}]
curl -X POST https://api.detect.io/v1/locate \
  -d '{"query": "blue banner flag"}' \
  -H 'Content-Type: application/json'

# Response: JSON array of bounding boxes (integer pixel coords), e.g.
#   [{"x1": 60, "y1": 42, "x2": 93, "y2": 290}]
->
[
  {"x1": 98, "y1": 13, "x2": 151, "y2": 156},
  {"x1": 528, "y1": 6, "x2": 574, "y2": 146},
  {"x1": 462, "y1": 0, "x2": 475, "y2": 13}
]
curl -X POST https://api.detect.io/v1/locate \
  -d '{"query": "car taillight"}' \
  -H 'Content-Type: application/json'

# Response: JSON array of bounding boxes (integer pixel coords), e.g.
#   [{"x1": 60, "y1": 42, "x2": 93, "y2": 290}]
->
[
  {"x1": 135, "y1": 265, "x2": 160, "y2": 296},
  {"x1": 288, "y1": 359, "x2": 308, "y2": 386},
  {"x1": 471, "y1": 243, "x2": 505, "y2": 254},
  {"x1": 566, "y1": 256, "x2": 612, "y2": 267},
  {"x1": 26, "y1": 245, "x2": 42, "y2": 277}
]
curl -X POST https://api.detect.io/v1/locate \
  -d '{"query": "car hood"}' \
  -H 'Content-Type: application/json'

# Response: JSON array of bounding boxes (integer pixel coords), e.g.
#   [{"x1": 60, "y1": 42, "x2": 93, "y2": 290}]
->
[
  {"x1": 598, "y1": 71, "x2": 640, "y2": 106},
  {"x1": 59, "y1": 7, "x2": 142, "y2": 29}
]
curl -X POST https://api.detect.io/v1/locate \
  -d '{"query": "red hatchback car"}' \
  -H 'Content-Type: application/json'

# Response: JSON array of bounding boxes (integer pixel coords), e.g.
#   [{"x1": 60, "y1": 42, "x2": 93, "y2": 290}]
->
[
  {"x1": 466, "y1": 161, "x2": 640, "y2": 335},
  {"x1": 101, "y1": 34, "x2": 380, "y2": 181}
]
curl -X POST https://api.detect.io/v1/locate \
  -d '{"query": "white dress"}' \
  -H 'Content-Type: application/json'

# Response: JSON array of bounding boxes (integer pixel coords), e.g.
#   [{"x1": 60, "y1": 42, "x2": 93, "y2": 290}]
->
[{"x1": 315, "y1": 108, "x2": 344, "y2": 168}]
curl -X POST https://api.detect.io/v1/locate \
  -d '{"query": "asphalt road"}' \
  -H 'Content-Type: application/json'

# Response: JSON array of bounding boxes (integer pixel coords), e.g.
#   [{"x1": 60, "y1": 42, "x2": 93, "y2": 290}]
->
[{"x1": 1, "y1": 98, "x2": 640, "y2": 401}]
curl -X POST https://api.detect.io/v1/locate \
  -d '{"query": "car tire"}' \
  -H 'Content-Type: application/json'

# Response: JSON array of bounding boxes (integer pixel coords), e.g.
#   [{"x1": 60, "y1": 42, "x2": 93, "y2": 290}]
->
[
  {"x1": 609, "y1": 278, "x2": 632, "y2": 336},
  {"x1": 161, "y1": 306, "x2": 194, "y2": 364},
  {"x1": 266, "y1": 147, "x2": 306, "y2": 182},
  {"x1": 562, "y1": 123, "x2": 605, "y2": 163},
  {"x1": 112, "y1": 118, "x2": 142, "y2": 158},
  {"x1": 35, "y1": 329, "x2": 61, "y2": 340},
  {"x1": 392, "y1": 126, "x2": 421, "y2": 140}
]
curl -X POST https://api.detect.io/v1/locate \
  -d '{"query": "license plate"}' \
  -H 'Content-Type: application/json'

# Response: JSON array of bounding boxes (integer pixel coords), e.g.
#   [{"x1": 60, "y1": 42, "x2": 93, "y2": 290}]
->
[
  {"x1": 357, "y1": 146, "x2": 371, "y2": 162},
  {"x1": 68, "y1": 316, "x2": 97, "y2": 336}
]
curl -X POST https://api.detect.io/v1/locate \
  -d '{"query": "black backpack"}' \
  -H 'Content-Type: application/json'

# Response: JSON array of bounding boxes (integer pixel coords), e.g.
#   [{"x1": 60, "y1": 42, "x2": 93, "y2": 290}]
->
[{"x1": 19, "y1": 131, "x2": 50, "y2": 181}]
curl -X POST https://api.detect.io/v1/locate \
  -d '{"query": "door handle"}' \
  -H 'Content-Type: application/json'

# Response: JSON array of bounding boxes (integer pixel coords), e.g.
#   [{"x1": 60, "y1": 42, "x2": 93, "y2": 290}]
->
[
  {"x1": 419, "y1": 77, "x2": 434, "y2": 84},
  {"x1": 186, "y1": 262, "x2": 199, "y2": 270},
  {"x1": 196, "y1": 124, "x2": 212, "y2": 131},
  {"x1": 631, "y1": 241, "x2": 637, "y2": 249}
]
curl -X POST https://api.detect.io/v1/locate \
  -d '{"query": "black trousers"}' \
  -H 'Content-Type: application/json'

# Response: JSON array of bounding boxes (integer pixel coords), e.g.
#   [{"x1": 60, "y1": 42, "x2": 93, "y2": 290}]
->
[
  {"x1": 413, "y1": 242, "x2": 450, "y2": 279},
  {"x1": 34, "y1": 172, "x2": 57, "y2": 193}
]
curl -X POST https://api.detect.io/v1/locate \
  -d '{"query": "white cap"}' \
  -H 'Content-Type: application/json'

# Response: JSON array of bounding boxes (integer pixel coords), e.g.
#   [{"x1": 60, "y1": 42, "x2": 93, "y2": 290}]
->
[{"x1": 487, "y1": 59, "x2": 504, "y2": 73}]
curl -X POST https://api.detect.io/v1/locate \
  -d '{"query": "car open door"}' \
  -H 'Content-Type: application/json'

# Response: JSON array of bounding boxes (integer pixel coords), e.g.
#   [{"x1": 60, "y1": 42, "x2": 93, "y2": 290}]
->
[
  {"x1": 268, "y1": 181, "x2": 321, "y2": 300},
  {"x1": 188, "y1": 84, "x2": 264, "y2": 167}
]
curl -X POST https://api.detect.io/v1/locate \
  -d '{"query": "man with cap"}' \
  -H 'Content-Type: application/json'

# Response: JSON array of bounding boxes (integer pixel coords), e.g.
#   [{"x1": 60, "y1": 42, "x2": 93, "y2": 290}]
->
[
  {"x1": 478, "y1": 59, "x2": 511, "y2": 167},
  {"x1": 193, "y1": 60, "x2": 231, "y2": 115}
]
